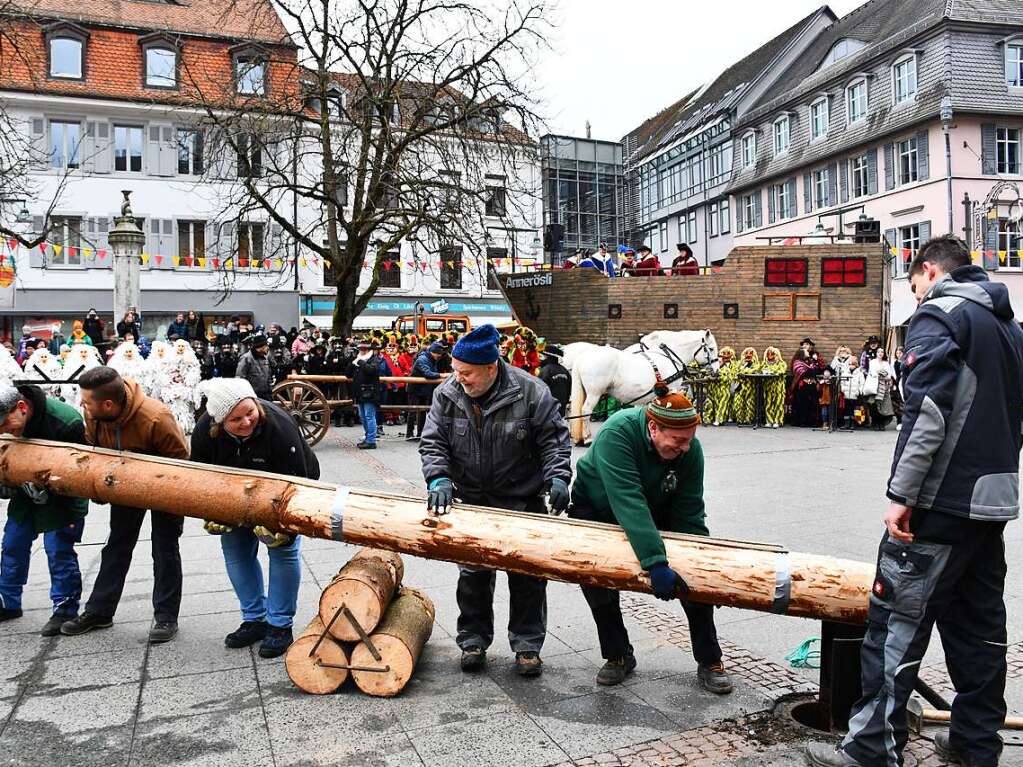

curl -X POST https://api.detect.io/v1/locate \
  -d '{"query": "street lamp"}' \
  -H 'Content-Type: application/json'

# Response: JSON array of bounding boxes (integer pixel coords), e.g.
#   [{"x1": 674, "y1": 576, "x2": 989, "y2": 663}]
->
[
  {"x1": 941, "y1": 94, "x2": 954, "y2": 233},
  {"x1": 16, "y1": 205, "x2": 30, "y2": 226}
]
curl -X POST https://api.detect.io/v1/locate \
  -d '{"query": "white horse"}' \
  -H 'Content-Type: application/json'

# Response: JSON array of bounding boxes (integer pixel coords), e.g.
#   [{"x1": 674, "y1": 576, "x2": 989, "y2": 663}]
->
[{"x1": 565, "y1": 330, "x2": 717, "y2": 445}]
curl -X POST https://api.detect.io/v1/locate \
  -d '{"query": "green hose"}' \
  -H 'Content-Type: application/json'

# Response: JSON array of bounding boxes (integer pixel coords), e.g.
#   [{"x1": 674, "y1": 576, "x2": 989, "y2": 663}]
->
[{"x1": 785, "y1": 638, "x2": 821, "y2": 669}]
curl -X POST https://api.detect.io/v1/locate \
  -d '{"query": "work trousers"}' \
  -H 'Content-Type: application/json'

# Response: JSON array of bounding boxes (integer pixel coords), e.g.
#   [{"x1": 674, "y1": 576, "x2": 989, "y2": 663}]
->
[
  {"x1": 405, "y1": 393, "x2": 429, "y2": 438},
  {"x1": 85, "y1": 505, "x2": 184, "y2": 623},
  {"x1": 220, "y1": 528, "x2": 301, "y2": 629},
  {"x1": 580, "y1": 585, "x2": 722, "y2": 665},
  {"x1": 842, "y1": 511, "x2": 1008, "y2": 767},
  {"x1": 0, "y1": 516, "x2": 84, "y2": 615}
]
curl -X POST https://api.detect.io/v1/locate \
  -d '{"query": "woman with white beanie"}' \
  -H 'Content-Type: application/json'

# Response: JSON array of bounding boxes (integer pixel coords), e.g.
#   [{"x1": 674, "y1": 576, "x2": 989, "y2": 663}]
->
[{"x1": 190, "y1": 377, "x2": 320, "y2": 658}]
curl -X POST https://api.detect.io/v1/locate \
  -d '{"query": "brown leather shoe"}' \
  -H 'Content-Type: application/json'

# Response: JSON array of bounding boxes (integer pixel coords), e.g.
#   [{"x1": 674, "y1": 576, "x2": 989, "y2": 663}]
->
[
  {"x1": 697, "y1": 661, "x2": 733, "y2": 694},
  {"x1": 514, "y1": 651, "x2": 543, "y2": 677}
]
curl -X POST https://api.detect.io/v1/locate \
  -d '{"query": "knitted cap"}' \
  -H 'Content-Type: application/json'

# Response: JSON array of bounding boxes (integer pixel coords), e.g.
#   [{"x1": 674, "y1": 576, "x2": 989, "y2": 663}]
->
[
  {"x1": 452, "y1": 324, "x2": 500, "y2": 365},
  {"x1": 200, "y1": 378, "x2": 257, "y2": 423},
  {"x1": 646, "y1": 382, "x2": 700, "y2": 430}
]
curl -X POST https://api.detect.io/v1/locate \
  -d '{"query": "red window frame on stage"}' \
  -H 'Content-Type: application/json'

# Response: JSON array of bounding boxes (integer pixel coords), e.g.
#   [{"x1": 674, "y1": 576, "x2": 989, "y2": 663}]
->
[
  {"x1": 763, "y1": 257, "x2": 808, "y2": 287},
  {"x1": 821, "y1": 257, "x2": 867, "y2": 287}
]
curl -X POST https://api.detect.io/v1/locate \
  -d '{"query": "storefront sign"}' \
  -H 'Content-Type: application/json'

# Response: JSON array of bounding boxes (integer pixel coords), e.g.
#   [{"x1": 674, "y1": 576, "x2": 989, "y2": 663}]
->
[{"x1": 506, "y1": 273, "x2": 552, "y2": 289}]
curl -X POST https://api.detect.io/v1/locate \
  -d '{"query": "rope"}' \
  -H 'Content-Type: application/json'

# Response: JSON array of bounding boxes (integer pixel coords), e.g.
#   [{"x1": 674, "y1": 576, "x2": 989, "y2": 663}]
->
[{"x1": 784, "y1": 637, "x2": 821, "y2": 669}]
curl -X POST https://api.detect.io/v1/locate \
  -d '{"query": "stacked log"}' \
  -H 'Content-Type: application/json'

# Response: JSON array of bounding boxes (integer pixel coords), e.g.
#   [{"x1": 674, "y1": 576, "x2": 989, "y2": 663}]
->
[
  {"x1": 319, "y1": 549, "x2": 404, "y2": 641},
  {"x1": 351, "y1": 587, "x2": 436, "y2": 697},
  {"x1": 284, "y1": 616, "x2": 351, "y2": 695}
]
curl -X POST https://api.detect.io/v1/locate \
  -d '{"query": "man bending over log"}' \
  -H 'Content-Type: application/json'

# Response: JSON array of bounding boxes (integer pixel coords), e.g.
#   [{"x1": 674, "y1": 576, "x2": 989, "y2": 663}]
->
[
  {"x1": 568, "y1": 385, "x2": 733, "y2": 693},
  {"x1": 419, "y1": 324, "x2": 572, "y2": 678}
]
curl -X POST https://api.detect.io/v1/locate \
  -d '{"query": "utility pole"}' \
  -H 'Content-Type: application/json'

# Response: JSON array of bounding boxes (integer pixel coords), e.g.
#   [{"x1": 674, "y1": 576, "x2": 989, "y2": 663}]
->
[
  {"x1": 963, "y1": 192, "x2": 973, "y2": 250},
  {"x1": 109, "y1": 190, "x2": 143, "y2": 325}
]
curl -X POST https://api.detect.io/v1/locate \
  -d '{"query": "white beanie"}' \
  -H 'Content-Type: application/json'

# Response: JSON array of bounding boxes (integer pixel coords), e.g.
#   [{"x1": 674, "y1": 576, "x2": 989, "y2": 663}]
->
[{"x1": 200, "y1": 378, "x2": 258, "y2": 423}]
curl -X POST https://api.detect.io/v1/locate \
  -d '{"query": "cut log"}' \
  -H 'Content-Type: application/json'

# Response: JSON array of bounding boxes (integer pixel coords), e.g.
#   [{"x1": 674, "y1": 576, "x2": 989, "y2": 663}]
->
[
  {"x1": 0, "y1": 438, "x2": 874, "y2": 623},
  {"x1": 319, "y1": 548, "x2": 404, "y2": 641},
  {"x1": 350, "y1": 588, "x2": 435, "y2": 697},
  {"x1": 284, "y1": 615, "x2": 351, "y2": 694}
]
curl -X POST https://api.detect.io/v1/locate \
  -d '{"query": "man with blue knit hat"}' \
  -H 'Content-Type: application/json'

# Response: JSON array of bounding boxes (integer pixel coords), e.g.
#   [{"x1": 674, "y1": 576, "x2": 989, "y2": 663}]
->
[{"x1": 419, "y1": 324, "x2": 571, "y2": 677}]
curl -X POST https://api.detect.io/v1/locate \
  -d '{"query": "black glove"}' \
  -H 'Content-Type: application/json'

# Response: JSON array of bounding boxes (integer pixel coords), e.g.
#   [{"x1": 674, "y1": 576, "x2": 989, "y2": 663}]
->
[
  {"x1": 427, "y1": 477, "x2": 454, "y2": 516},
  {"x1": 21, "y1": 482, "x2": 49, "y2": 505},
  {"x1": 647, "y1": 563, "x2": 689, "y2": 601},
  {"x1": 546, "y1": 478, "x2": 570, "y2": 515}
]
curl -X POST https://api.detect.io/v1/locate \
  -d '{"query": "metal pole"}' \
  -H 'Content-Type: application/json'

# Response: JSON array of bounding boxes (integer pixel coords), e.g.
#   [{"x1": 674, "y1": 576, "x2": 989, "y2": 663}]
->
[
  {"x1": 963, "y1": 193, "x2": 973, "y2": 247},
  {"x1": 945, "y1": 128, "x2": 954, "y2": 234}
]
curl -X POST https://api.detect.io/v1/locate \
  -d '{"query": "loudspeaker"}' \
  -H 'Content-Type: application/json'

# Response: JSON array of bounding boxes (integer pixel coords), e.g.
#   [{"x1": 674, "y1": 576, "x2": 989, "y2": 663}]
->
[
  {"x1": 608, "y1": 304, "x2": 622, "y2": 319},
  {"x1": 664, "y1": 303, "x2": 678, "y2": 319},
  {"x1": 854, "y1": 217, "x2": 880, "y2": 243},
  {"x1": 723, "y1": 303, "x2": 739, "y2": 319}
]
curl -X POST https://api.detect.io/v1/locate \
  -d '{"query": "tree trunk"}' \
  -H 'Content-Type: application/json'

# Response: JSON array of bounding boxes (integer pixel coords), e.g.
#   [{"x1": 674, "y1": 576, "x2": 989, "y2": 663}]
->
[
  {"x1": 284, "y1": 615, "x2": 351, "y2": 694},
  {"x1": 350, "y1": 587, "x2": 435, "y2": 697},
  {"x1": 319, "y1": 548, "x2": 404, "y2": 641},
  {"x1": 0, "y1": 438, "x2": 874, "y2": 624}
]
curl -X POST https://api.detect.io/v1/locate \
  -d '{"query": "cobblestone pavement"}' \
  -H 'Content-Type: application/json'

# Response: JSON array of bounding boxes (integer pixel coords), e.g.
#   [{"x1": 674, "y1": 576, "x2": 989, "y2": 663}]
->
[{"x1": 1, "y1": 423, "x2": 1023, "y2": 766}]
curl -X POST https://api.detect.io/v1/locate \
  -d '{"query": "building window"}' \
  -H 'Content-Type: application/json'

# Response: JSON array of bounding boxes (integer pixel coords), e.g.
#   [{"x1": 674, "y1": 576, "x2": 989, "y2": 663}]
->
[
  {"x1": 49, "y1": 216, "x2": 82, "y2": 265},
  {"x1": 49, "y1": 120, "x2": 81, "y2": 170},
  {"x1": 851, "y1": 153, "x2": 869, "y2": 198},
  {"x1": 686, "y1": 210, "x2": 698, "y2": 243},
  {"x1": 1006, "y1": 43, "x2": 1023, "y2": 87},
  {"x1": 810, "y1": 98, "x2": 829, "y2": 140},
  {"x1": 177, "y1": 221, "x2": 206, "y2": 266},
  {"x1": 741, "y1": 133, "x2": 756, "y2": 167},
  {"x1": 235, "y1": 55, "x2": 267, "y2": 95},
  {"x1": 846, "y1": 79, "x2": 867, "y2": 123},
  {"x1": 238, "y1": 222, "x2": 264, "y2": 263},
  {"x1": 379, "y1": 250, "x2": 401, "y2": 288},
  {"x1": 899, "y1": 223, "x2": 920, "y2": 259},
  {"x1": 892, "y1": 56, "x2": 917, "y2": 104},
  {"x1": 720, "y1": 199, "x2": 730, "y2": 234},
  {"x1": 486, "y1": 247, "x2": 507, "y2": 290},
  {"x1": 49, "y1": 37, "x2": 83, "y2": 79},
  {"x1": 113, "y1": 125, "x2": 143, "y2": 172},
  {"x1": 897, "y1": 137, "x2": 918, "y2": 184},
  {"x1": 237, "y1": 134, "x2": 262, "y2": 178},
  {"x1": 742, "y1": 194, "x2": 756, "y2": 230},
  {"x1": 145, "y1": 47, "x2": 176, "y2": 88},
  {"x1": 773, "y1": 183, "x2": 790, "y2": 220},
  {"x1": 708, "y1": 203, "x2": 719, "y2": 237},
  {"x1": 439, "y1": 245, "x2": 462, "y2": 289},
  {"x1": 997, "y1": 128, "x2": 1020, "y2": 174},
  {"x1": 484, "y1": 180, "x2": 506, "y2": 217},
  {"x1": 659, "y1": 221, "x2": 668, "y2": 251},
  {"x1": 813, "y1": 168, "x2": 830, "y2": 209},
  {"x1": 821, "y1": 257, "x2": 867, "y2": 286},
  {"x1": 177, "y1": 129, "x2": 204, "y2": 175},
  {"x1": 773, "y1": 117, "x2": 790, "y2": 155},
  {"x1": 764, "y1": 257, "x2": 808, "y2": 287},
  {"x1": 999, "y1": 219, "x2": 1023, "y2": 269}
]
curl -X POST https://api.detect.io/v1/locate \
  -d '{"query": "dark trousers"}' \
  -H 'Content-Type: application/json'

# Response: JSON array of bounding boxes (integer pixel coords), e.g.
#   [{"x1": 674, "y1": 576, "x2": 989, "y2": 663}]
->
[
  {"x1": 580, "y1": 585, "x2": 722, "y2": 665},
  {"x1": 842, "y1": 511, "x2": 1007, "y2": 767},
  {"x1": 86, "y1": 505, "x2": 184, "y2": 622},
  {"x1": 405, "y1": 393, "x2": 428, "y2": 437}
]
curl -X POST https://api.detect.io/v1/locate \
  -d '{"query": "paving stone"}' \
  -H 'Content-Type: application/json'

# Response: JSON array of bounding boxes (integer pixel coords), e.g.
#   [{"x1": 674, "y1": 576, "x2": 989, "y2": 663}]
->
[
  {"x1": 46, "y1": 620, "x2": 152, "y2": 660},
  {"x1": 130, "y1": 706, "x2": 271, "y2": 767},
  {"x1": 139, "y1": 665, "x2": 261, "y2": 721},
  {"x1": 144, "y1": 614, "x2": 254, "y2": 679},
  {"x1": 627, "y1": 673, "x2": 773, "y2": 731},
  {"x1": 11, "y1": 679, "x2": 139, "y2": 734},
  {"x1": 36, "y1": 646, "x2": 146, "y2": 691},
  {"x1": 407, "y1": 709, "x2": 568, "y2": 767},
  {"x1": 0, "y1": 719, "x2": 134, "y2": 767}
]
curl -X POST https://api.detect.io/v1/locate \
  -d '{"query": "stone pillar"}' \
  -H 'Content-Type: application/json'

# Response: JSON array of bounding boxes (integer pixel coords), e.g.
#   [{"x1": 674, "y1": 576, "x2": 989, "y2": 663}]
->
[{"x1": 108, "y1": 190, "x2": 144, "y2": 326}]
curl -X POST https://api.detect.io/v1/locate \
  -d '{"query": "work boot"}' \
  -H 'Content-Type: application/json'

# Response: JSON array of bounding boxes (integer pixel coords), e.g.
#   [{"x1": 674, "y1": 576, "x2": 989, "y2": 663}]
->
[
  {"x1": 258, "y1": 625, "x2": 293, "y2": 658},
  {"x1": 357, "y1": 441, "x2": 376, "y2": 450},
  {"x1": 149, "y1": 621, "x2": 178, "y2": 644},
  {"x1": 41, "y1": 612, "x2": 74, "y2": 637},
  {"x1": 697, "y1": 661, "x2": 733, "y2": 694},
  {"x1": 225, "y1": 620, "x2": 268, "y2": 649},
  {"x1": 804, "y1": 743, "x2": 865, "y2": 766},
  {"x1": 933, "y1": 731, "x2": 977, "y2": 766},
  {"x1": 61, "y1": 612, "x2": 113, "y2": 636},
  {"x1": 596, "y1": 654, "x2": 637, "y2": 686},
  {"x1": 514, "y1": 651, "x2": 543, "y2": 677},
  {"x1": 460, "y1": 646, "x2": 486, "y2": 672},
  {"x1": 0, "y1": 606, "x2": 23, "y2": 623}
]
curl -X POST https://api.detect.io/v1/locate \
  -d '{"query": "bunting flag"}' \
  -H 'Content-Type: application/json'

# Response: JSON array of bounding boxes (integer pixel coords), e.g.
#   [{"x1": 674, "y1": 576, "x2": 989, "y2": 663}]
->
[
  {"x1": 274, "y1": 259, "x2": 282, "y2": 268},
  {"x1": 154, "y1": 255, "x2": 163, "y2": 266},
  {"x1": 299, "y1": 258, "x2": 307, "y2": 267},
  {"x1": 172, "y1": 256, "x2": 181, "y2": 267},
  {"x1": 67, "y1": 246, "x2": 77, "y2": 259},
  {"x1": 140, "y1": 254, "x2": 150, "y2": 265},
  {"x1": 52, "y1": 244, "x2": 62, "y2": 256},
  {"x1": 312, "y1": 258, "x2": 320, "y2": 266},
  {"x1": 98, "y1": 249, "x2": 107, "y2": 260},
  {"x1": 239, "y1": 258, "x2": 249, "y2": 268},
  {"x1": 324, "y1": 259, "x2": 331, "y2": 268},
  {"x1": 6, "y1": 239, "x2": 16, "y2": 251},
  {"x1": 38, "y1": 242, "x2": 46, "y2": 253},
  {"x1": 971, "y1": 250, "x2": 980, "y2": 264},
  {"x1": 183, "y1": 257, "x2": 193, "y2": 267},
  {"x1": 198, "y1": 258, "x2": 206, "y2": 268},
  {"x1": 999, "y1": 250, "x2": 1008, "y2": 264},
  {"x1": 263, "y1": 258, "x2": 271, "y2": 269},
  {"x1": 82, "y1": 247, "x2": 93, "y2": 259},
  {"x1": 212, "y1": 258, "x2": 220, "y2": 269}
]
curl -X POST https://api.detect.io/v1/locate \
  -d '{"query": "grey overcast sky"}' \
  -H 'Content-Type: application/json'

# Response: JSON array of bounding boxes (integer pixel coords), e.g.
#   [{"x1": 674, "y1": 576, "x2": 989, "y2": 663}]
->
[{"x1": 537, "y1": 0, "x2": 862, "y2": 142}]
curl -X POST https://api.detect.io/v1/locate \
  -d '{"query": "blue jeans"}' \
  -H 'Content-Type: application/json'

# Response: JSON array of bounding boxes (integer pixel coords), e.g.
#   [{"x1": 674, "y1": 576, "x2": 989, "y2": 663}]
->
[
  {"x1": 219, "y1": 527, "x2": 301, "y2": 628},
  {"x1": 357, "y1": 402, "x2": 377, "y2": 444},
  {"x1": 0, "y1": 516, "x2": 85, "y2": 615}
]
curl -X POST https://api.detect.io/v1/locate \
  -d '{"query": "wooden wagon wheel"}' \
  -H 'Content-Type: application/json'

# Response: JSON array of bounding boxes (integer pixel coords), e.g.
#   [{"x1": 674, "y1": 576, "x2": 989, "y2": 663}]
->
[{"x1": 272, "y1": 380, "x2": 331, "y2": 446}]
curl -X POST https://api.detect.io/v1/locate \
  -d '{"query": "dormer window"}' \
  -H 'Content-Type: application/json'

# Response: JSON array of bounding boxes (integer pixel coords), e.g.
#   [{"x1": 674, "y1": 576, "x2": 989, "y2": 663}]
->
[
  {"x1": 810, "y1": 97, "x2": 829, "y2": 140},
  {"x1": 773, "y1": 116, "x2": 790, "y2": 155},
  {"x1": 818, "y1": 38, "x2": 866, "y2": 71},
  {"x1": 233, "y1": 47, "x2": 268, "y2": 96},
  {"x1": 741, "y1": 131, "x2": 756, "y2": 167},
  {"x1": 892, "y1": 55, "x2": 918, "y2": 104},
  {"x1": 45, "y1": 23, "x2": 88, "y2": 81},
  {"x1": 846, "y1": 78, "x2": 868, "y2": 124},
  {"x1": 140, "y1": 34, "x2": 179, "y2": 89},
  {"x1": 1006, "y1": 39, "x2": 1023, "y2": 87}
]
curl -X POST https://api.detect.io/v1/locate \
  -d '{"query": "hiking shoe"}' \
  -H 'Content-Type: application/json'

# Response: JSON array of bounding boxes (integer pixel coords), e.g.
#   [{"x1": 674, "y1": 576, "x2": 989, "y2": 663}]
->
[
  {"x1": 357, "y1": 440, "x2": 377, "y2": 450},
  {"x1": 515, "y1": 651, "x2": 543, "y2": 677},
  {"x1": 697, "y1": 661, "x2": 733, "y2": 694},
  {"x1": 225, "y1": 620, "x2": 268, "y2": 649},
  {"x1": 0, "y1": 606, "x2": 23, "y2": 623},
  {"x1": 804, "y1": 743, "x2": 866, "y2": 766},
  {"x1": 933, "y1": 731, "x2": 973, "y2": 766},
  {"x1": 60, "y1": 612, "x2": 113, "y2": 636},
  {"x1": 258, "y1": 625, "x2": 293, "y2": 658},
  {"x1": 460, "y1": 646, "x2": 486, "y2": 672},
  {"x1": 41, "y1": 612, "x2": 74, "y2": 637},
  {"x1": 596, "y1": 654, "x2": 637, "y2": 686},
  {"x1": 149, "y1": 621, "x2": 178, "y2": 644}
]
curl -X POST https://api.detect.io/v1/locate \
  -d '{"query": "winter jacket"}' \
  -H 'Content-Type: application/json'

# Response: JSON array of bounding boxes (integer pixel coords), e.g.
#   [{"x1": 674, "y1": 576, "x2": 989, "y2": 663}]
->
[
  {"x1": 888, "y1": 265, "x2": 1023, "y2": 521},
  {"x1": 116, "y1": 320, "x2": 141, "y2": 340},
  {"x1": 214, "y1": 352, "x2": 239, "y2": 378},
  {"x1": 191, "y1": 400, "x2": 320, "y2": 481},
  {"x1": 538, "y1": 358, "x2": 571, "y2": 416},
  {"x1": 350, "y1": 354, "x2": 381, "y2": 404},
  {"x1": 166, "y1": 321, "x2": 189, "y2": 340},
  {"x1": 570, "y1": 406, "x2": 707, "y2": 570},
  {"x1": 83, "y1": 318, "x2": 104, "y2": 345},
  {"x1": 7, "y1": 385, "x2": 89, "y2": 533},
  {"x1": 84, "y1": 378, "x2": 189, "y2": 459},
  {"x1": 409, "y1": 350, "x2": 442, "y2": 397},
  {"x1": 291, "y1": 336, "x2": 314, "y2": 358},
  {"x1": 419, "y1": 360, "x2": 571, "y2": 510},
  {"x1": 236, "y1": 351, "x2": 273, "y2": 399},
  {"x1": 184, "y1": 316, "x2": 205, "y2": 341}
]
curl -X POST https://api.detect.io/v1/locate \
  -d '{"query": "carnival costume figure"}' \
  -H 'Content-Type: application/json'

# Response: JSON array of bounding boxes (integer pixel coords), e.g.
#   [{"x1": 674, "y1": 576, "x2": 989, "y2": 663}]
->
[
  {"x1": 705, "y1": 347, "x2": 737, "y2": 426},
  {"x1": 760, "y1": 347, "x2": 787, "y2": 428},
  {"x1": 733, "y1": 347, "x2": 760, "y2": 425}
]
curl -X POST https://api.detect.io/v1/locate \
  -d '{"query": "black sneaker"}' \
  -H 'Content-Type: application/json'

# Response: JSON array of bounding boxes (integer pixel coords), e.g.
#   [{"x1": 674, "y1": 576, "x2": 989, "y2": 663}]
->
[
  {"x1": 60, "y1": 612, "x2": 113, "y2": 636},
  {"x1": 225, "y1": 620, "x2": 268, "y2": 649},
  {"x1": 460, "y1": 646, "x2": 486, "y2": 672},
  {"x1": 149, "y1": 621, "x2": 178, "y2": 644},
  {"x1": 933, "y1": 731, "x2": 971, "y2": 765},
  {"x1": 41, "y1": 612, "x2": 74, "y2": 637},
  {"x1": 596, "y1": 654, "x2": 637, "y2": 686},
  {"x1": 0, "y1": 606, "x2": 23, "y2": 623},
  {"x1": 514, "y1": 651, "x2": 543, "y2": 677},
  {"x1": 357, "y1": 441, "x2": 377, "y2": 450},
  {"x1": 697, "y1": 661, "x2": 734, "y2": 695},
  {"x1": 258, "y1": 625, "x2": 293, "y2": 658}
]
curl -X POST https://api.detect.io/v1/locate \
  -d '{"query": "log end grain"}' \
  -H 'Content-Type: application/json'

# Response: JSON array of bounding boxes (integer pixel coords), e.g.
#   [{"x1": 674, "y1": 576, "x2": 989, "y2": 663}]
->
[
  {"x1": 350, "y1": 634, "x2": 413, "y2": 697},
  {"x1": 285, "y1": 630, "x2": 351, "y2": 695}
]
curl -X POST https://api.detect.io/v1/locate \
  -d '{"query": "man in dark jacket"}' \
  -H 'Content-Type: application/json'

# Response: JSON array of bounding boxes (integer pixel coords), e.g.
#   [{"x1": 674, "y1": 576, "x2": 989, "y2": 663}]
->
[
  {"x1": 0, "y1": 385, "x2": 89, "y2": 636},
  {"x1": 236, "y1": 335, "x2": 272, "y2": 399},
  {"x1": 537, "y1": 345, "x2": 571, "y2": 417},
  {"x1": 350, "y1": 340, "x2": 381, "y2": 449},
  {"x1": 406, "y1": 341, "x2": 444, "y2": 441},
  {"x1": 215, "y1": 342, "x2": 239, "y2": 378},
  {"x1": 808, "y1": 236, "x2": 1023, "y2": 767},
  {"x1": 166, "y1": 313, "x2": 188, "y2": 341},
  {"x1": 419, "y1": 324, "x2": 571, "y2": 678}
]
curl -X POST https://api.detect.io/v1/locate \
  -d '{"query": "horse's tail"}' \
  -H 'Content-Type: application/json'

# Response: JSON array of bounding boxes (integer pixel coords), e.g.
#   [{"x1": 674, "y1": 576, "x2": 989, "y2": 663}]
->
[{"x1": 569, "y1": 362, "x2": 587, "y2": 445}]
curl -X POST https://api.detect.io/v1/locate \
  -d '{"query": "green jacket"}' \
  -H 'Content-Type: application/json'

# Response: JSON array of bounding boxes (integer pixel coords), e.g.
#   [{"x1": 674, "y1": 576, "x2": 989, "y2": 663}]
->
[
  {"x1": 570, "y1": 406, "x2": 707, "y2": 569},
  {"x1": 7, "y1": 386, "x2": 89, "y2": 533}
]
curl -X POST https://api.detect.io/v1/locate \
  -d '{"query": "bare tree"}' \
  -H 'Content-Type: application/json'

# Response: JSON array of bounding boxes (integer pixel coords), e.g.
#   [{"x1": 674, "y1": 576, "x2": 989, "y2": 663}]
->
[{"x1": 182, "y1": 0, "x2": 547, "y2": 335}]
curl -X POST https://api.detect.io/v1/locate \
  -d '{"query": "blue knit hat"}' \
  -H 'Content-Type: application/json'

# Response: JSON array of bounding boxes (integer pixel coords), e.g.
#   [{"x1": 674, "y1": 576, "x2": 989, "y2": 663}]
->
[
  {"x1": 428, "y1": 341, "x2": 446, "y2": 354},
  {"x1": 452, "y1": 324, "x2": 500, "y2": 364}
]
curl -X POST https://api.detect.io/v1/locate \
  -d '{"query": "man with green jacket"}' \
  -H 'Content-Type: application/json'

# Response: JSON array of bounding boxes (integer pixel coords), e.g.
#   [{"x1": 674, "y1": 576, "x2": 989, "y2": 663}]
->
[
  {"x1": 569, "y1": 385, "x2": 732, "y2": 692},
  {"x1": 0, "y1": 384, "x2": 89, "y2": 636}
]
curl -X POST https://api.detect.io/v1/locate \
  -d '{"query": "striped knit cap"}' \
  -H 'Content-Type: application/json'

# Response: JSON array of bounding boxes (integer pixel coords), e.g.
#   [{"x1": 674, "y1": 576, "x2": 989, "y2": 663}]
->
[{"x1": 646, "y1": 382, "x2": 700, "y2": 429}]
